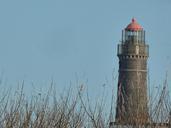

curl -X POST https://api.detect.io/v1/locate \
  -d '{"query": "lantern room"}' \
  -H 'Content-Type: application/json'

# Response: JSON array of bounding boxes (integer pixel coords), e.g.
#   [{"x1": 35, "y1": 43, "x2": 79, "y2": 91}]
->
[{"x1": 122, "y1": 18, "x2": 145, "y2": 44}]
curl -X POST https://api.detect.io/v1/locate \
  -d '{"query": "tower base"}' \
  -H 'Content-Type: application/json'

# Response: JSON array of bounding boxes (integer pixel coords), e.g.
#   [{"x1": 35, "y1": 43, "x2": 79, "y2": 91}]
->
[{"x1": 109, "y1": 122, "x2": 169, "y2": 128}]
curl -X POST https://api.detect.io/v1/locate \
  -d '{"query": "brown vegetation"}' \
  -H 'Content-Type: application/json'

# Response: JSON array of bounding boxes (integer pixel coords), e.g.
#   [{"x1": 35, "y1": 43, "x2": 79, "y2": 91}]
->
[{"x1": 0, "y1": 76, "x2": 170, "y2": 128}]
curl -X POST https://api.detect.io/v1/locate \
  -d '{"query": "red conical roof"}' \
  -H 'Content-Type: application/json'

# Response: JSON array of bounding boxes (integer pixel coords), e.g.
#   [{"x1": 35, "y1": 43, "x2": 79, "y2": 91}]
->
[{"x1": 125, "y1": 18, "x2": 143, "y2": 31}]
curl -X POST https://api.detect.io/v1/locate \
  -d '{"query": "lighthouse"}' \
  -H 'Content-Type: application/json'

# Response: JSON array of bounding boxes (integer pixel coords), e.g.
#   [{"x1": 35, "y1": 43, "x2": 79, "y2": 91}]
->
[{"x1": 115, "y1": 18, "x2": 149, "y2": 125}]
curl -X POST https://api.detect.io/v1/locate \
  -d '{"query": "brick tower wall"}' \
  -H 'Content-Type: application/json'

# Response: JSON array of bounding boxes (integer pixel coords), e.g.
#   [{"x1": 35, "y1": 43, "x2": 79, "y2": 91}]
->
[{"x1": 115, "y1": 42, "x2": 149, "y2": 124}]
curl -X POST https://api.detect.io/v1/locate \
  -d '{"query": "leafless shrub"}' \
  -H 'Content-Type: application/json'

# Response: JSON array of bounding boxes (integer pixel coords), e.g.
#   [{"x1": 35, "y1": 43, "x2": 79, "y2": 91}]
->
[{"x1": 0, "y1": 74, "x2": 170, "y2": 128}]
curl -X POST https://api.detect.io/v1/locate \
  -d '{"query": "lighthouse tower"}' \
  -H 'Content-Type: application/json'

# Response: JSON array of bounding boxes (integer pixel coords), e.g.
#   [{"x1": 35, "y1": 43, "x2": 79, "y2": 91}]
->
[{"x1": 115, "y1": 18, "x2": 149, "y2": 125}]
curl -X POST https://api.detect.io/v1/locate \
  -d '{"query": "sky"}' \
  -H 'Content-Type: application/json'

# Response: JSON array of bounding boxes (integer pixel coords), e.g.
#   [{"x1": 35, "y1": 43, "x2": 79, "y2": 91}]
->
[{"x1": 0, "y1": 0, "x2": 170, "y2": 100}]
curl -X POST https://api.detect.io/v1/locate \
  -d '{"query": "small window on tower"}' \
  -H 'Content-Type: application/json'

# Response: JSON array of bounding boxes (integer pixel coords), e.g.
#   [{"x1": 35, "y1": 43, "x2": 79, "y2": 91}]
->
[{"x1": 136, "y1": 45, "x2": 139, "y2": 54}]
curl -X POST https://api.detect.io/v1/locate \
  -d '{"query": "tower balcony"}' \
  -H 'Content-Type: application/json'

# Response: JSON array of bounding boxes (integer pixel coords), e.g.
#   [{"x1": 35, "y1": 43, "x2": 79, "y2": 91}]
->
[{"x1": 117, "y1": 44, "x2": 149, "y2": 57}]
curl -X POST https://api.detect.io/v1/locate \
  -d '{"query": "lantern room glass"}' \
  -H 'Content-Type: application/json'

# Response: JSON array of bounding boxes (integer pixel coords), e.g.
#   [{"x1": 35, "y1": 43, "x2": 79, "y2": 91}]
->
[{"x1": 122, "y1": 30, "x2": 145, "y2": 44}]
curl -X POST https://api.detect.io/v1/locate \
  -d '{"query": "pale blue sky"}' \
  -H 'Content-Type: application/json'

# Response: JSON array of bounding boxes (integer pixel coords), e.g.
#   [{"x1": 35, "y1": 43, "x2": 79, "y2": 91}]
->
[{"x1": 0, "y1": 0, "x2": 170, "y2": 98}]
